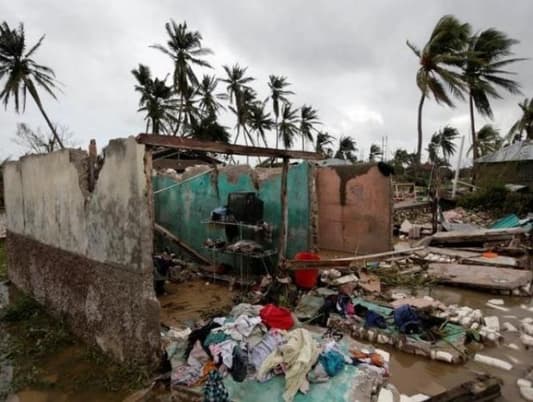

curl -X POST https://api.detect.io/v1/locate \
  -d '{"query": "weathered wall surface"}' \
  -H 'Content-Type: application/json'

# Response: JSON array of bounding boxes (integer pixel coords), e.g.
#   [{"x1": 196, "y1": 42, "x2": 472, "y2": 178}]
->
[
  {"x1": 316, "y1": 164, "x2": 392, "y2": 254},
  {"x1": 3, "y1": 138, "x2": 160, "y2": 366},
  {"x1": 153, "y1": 162, "x2": 312, "y2": 261}
]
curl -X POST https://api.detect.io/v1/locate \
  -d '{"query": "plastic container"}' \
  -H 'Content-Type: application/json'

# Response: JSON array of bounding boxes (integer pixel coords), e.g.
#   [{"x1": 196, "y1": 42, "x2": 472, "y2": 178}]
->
[{"x1": 293, "y1": 252, "x2": 320, "y2": 289}]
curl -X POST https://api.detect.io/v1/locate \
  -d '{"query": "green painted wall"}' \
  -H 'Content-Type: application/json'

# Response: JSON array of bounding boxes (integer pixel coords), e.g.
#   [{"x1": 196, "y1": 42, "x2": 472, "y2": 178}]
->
[{"x1": 153, "y1": 162, "x2": 311, "y2": 263}]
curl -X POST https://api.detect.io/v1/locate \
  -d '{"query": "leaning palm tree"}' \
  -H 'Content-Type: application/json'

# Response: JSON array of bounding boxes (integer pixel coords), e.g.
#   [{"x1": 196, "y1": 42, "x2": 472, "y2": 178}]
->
[
  {"x1": 268, "y1": 75, "x2": 294, "y2": 148},
  {"x1": 222, "y1": 64, "x2": 254, "y2": 107},
  {"x1": 507, "y1": 98, "x2": 533, "y2": 142},
  {"x1": 315, "y1": 131, "x2": 334, "y2": 156},
  {"x1": 428, "y1": 126, "x2": 459, "y2": 165},
  {"x1": 462, "y1": 28, "x2": 523, "y2": 160},
  {"x1": 248, "y1": 101, "x2": 273, "y2": 147},
  {"x1": 407, "y1": 15, "x2": 471, "y2": 163},
  {"x1": 229, "y1": 87, "x2": 256, "y2": 146},
  {"x1": 278, "y1": 103, "x2": 299, "y2": 149},
  {"x1": 131, "y1": 64, "x2": 176, "y2": 134},
  {"x1": 0, "y1": 22, "x2": 64, "y2": 148},
  {"x1": 468, "y1": 124, "x2": 502, "y2": 157},
  {"x1": 334, "y1": 136, "x2": 358, "y2": 162},
  {"x1": 151, "y1": 20, "x2": 212, "y2": 135},
  {"x1": 197, "y1": 74, "x2": 226, "y2": 119},
  {"x1": 299, "y1": 105, "x2": 320, "y2": 151}
]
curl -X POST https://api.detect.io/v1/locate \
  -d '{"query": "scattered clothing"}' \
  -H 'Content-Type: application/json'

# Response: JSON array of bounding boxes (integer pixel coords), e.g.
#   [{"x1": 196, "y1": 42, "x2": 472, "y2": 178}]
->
[
  {"x1": 230, "y1": 303, "x2": 263, "y2": 318},
  {"x1": 307, "y1": 361, "x2": 329, "y2": 383},
  {"x1": 364, "y1": 310, "x2": 387, "y2": 329},
  {"x1": 260, "y1": 304, "x2": 295, "y2": 330},
  {"x1": 172, "y1": 363, "x2": 202, "y2": 387},
  {"x1": 214, "y1": 314, "x2": 263, "y2": 342},
  {"x1": 250, "y1": 330, "x2": 286, "y2": 373},
  {"x1": 187, "y1": 340, "x2": 210, "y2": 369},
  {"x1": 230, "y1": 345, "x2": 249, "y2": 382},
  {"x1": 393, "y1": 305, "x2": 422, "y2": 334},
  {"x1": 350, "y1": 349, "x2": 385, "y2": 368},
  {"x1": 209, "y1": 339, "x2": 237, "y2": 369},
  {"x1": 204, "y1": 370, "x2": 229, "y2": 402},
  {"x1": 185, "y1": 321, "x2": 221, "y2": 359},
  {"x1": 204, "y1": 331, "x2": 229, "y2": 348},
  {"x1": 318, "y1": 350, "x2": 345, "y2": 377},
  {"x1": 258, "y1": 328, "x2": 320, "y2": 402}
]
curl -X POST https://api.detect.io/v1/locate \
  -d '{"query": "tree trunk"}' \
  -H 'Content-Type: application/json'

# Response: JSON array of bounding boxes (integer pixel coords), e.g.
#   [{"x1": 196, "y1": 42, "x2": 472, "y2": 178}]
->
[
  {"x1": 469, "y1": 93, "x2": 478, "y2": 160},
  {"x1": 416, "y1": 93, "x2": 425, "y2": 164},
  {"x1": 174, "y1": 93, "x2": 183, "y2": 136},
  {"x1": 275, "y1": 115, "x2": 279, "y2": 149},
  {"x1": 32, "y1": 94, "x2": 64, "y2": 149}
]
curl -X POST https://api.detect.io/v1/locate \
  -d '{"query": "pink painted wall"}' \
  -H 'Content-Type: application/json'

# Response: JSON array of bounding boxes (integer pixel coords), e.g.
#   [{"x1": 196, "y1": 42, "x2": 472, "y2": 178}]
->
[{"x1": 316, "y1": 164, "x2": 392, "y2": 254}]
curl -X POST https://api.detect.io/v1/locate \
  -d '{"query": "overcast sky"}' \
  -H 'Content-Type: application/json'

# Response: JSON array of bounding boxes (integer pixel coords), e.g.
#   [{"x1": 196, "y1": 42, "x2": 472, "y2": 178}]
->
[{"x1": 1, "y1": 0, "x2": 532, "y2": 165}]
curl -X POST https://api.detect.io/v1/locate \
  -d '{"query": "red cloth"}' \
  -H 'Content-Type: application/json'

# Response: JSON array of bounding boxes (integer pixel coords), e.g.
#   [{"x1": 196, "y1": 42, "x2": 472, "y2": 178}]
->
[{"x1": 260, "y1": 304, "x2": 294, "y2": 330}]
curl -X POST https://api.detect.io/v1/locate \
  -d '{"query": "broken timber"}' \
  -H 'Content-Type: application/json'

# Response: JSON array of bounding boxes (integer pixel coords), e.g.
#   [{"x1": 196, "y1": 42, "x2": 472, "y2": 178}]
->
[
  {"x1": 427, "y1": 263, "x2": 532, "y2": 293},
  {"x1": 417, "y1": 247, "x2": 519, "y2": 268},
  {"x1": 426, "y1": 374, "x2": 502, "y2": 402},
  {"x1": 426, "y1": 227, "x2": 528, "y2": 246},
  {"x1": 154, "y1": 223, "x2": 211, "y2": 265},
  {"x1": 137, "y1": 134, "x2": 323, "y2": 160},
  {"x1": 286, "y1": 247, "x2": 425, "y2": 270}
]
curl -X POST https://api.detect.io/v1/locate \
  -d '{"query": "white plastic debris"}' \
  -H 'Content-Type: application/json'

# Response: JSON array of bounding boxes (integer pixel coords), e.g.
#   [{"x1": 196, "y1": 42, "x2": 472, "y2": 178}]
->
[
  {"x1": 506, "y1": 343, "x2": 520, "y2": 350},
  {"x1": 484, "y1": 316, "x2": 500, "y2": 331},
  {"x1": 503, "y1": 322, "x2": 518, "y2": 332},
  {"x1": 488, "y1": 299, "x2": 504, "y2": 305},
  {"x1": 518, "y1": 379, "x2": 533, "y2": 388},
  {"x1": 375, "y1": 348, "x2": 390, "y2": 363},
  {"x1": 377, "y1": 387, "x2": 394, "y2": 402},
  {"x1": 486, "y1": 303, "x2": 509, "y2": 312},
  {"x1": 474, "y1": 354, "x2": 512, "y2": 370},
  {"x1": 410, "y1": 394, "x2": 429, "y2": 402},
  {"x1": 521, "y1": 333, "x2": 533, "y2": 347},
  {"x1": 523, "y1": 323, "x2": 533, "y2": 336},
  {"x1": 520, "y1": 386, "x2": 533, "y2": 401}
]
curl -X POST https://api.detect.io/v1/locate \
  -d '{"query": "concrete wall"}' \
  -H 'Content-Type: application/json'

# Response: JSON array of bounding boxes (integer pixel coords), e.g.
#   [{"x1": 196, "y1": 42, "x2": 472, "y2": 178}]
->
[
  {"x1": 3, "y1": 138, "x2": 160, "y2": 366},
  {"x1": 153, "y1": 162, "x2": 313, "y2": 262},
  {"x1": 316, "y1": 164, "x2": 392, "y2": 254}
]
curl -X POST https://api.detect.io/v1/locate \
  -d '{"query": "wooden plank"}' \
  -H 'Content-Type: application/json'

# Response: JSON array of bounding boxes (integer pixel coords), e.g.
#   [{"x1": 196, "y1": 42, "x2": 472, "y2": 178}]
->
[
  {"x1": 154, "y1": 223, "x2": 210, "y2": 265},
  {"x1": 421, "y1": 247, "x2": 518, "y2": 268},
  {"x1": 137, "y1": 134, "x2": 323, "y2": 160},
  {"x1": 427, "y1": 263, "x2": 532, "y2": 291},
  {"x1": 286, "y1": 247, "x2": 425, "y2": 270},
  {"x1": 427, "y1": 375, "x2": 502, "y2": 402},
  {"x1": 429, "y1": 227, "x2": 527, "y2": 245},
  {"x1": 278, "y1": 157, "x2": 289, "y2": 270}
]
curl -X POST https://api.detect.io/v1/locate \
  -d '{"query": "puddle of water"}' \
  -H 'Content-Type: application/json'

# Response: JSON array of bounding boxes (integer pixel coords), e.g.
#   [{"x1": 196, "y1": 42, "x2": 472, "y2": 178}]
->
[{"x1": 389, "y1": 285, "x2": 533, "y2": 401}]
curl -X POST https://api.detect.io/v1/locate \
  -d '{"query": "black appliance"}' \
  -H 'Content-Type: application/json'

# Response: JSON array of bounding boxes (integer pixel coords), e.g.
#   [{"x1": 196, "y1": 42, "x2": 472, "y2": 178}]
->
[{"x1": 227, "y1": 192, "x2": 264, "y2": 224}]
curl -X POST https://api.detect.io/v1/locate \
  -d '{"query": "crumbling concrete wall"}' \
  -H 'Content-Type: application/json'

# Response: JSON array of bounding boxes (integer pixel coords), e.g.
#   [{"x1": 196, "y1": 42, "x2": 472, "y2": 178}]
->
[
  {"x1": 3, "y1": 137, "x2": 160, "y2": 366},
  {"x1": 316, "y1": 163, "x2": 392, "y2": 254}
]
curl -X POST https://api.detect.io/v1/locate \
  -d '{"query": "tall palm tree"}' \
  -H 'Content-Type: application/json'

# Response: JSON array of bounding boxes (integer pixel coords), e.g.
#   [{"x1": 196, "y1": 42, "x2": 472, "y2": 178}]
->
[
  {"x1": 299, "y1": 105, "x2": 320, "y2": 151},
  {"x1": 151, "y1": 20, "x2": 212, "y2": 135},
  {"x1": 229, "y1": 87, "x2": 256, "y2": 146},
  {"x1": 278, "y1": 103, "x2": 299, "y2": 149},
  {"x1": 131, "y1": 64, "x2": 176, "y2": 134},
  {"x1": 180, "y1": 85, "x2": 200, "y2": 134},
  {"x1": 369, "y1": 144, "x2": 383, "y2": 161},
  {"x1": 462, "y1": 29, "x2": 523, "y2": 160},
  {"x1": 0, "y1": 22, "x2": 64, "y2": 148},
  {"x1": 315, "y1": 131, "x2": 334, "y2": 156},
  {"x1": 248, "y1": 101, "x2": 273, "y2": 147},
  {"x1": 407, "y1": 15, "x2": 471, "y2": 163},
  {"x1": 508, "y1": 98, "x2": 533, "y2": 142},
  {"x1": 468, "y1": 124, "x2": 502, "y2": 157},
  {"x1": 334, "y1": 136, "x2": 357, "y2": 162},
  {"x1": 222, "y1": 64, "x2": 254, "y2": 106},
  {"x1": 427, "y1": 126, "x2": 458, "y2": 164},
  {"x1": 197, "y1": 74, "x2": 226, "y2": 119},
  {"x1": 268, "y1": 75, "x2": 294, "y2": 149}
]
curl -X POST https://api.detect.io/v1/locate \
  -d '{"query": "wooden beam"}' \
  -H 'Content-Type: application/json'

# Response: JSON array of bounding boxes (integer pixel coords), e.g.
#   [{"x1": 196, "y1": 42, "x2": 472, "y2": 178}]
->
[
  {"x1": 154, "y1": 223, "x2": 210, "y2": 265},
  {"x1": 278, "y1": 157, "x2": 289, "y2": 270},
  {"x1": 286, "y1": 247, "x2": 425, "y2": 270},
  {"x1": 136, "y1": 134, "x2": 323, "y2": 160},
  {"x1": 429, "y1": 227, "x2": 527, "y2": 246},
  {"x1": 427, "y1": 375, "x2": 502, "y2": 401}
]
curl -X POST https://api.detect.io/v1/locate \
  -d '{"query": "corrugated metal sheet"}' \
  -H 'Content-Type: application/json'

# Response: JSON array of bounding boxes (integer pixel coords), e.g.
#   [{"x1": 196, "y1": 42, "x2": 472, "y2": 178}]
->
[{"x1": 476, "y1": 140, "x2": 533, "y2": 163}]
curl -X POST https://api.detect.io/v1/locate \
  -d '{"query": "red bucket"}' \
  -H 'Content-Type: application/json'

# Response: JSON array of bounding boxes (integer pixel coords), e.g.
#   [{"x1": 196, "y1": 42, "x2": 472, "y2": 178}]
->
[{"x1": 293, "y1": 252, "x2": 320, "y2": 289}]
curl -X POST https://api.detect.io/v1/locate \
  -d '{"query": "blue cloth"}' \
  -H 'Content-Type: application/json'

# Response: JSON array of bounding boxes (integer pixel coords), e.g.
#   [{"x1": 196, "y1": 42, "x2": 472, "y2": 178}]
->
[
  {"x1": 318, "y1": 350, "x2": 345, "y2": 377},
  {"x1": 393, "y1": 305, "x2": 421, "y2": 334},
  {"x1": 364, "y1": 310, "x2": 387, "y2": 329}
]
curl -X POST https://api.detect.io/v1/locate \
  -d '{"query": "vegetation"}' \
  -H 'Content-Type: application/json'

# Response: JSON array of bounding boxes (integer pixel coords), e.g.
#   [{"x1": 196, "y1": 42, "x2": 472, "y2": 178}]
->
[
  {"x1": 13, "y1": 122, "x2": 75, "y2": 154},
  {"x1": 315, "y1": 131, "x2": 334, "y2": 157},
  {"x1": 0, "y1": 22, "x2": 64, "y2": 149},
  {"x1": 508, "y1": 98, "x2": 533, "y2": 141},
  {"x1": 427, "y1": 126, "x2": 459, "y2": 165},
  {"x1": 334, "y1": 136, "x2": 358, "y2": 162},
  {"x1": 407, "y1": 15, "x2": 470, "y2": 164},
  {"x1": 469, "y1": 124, "x2": 503, "y2": 157},
  {"x1": 462, "y1": 28, "x2": 522, "y2": 159},
  {"x1": 369, "y1": 144, "x2": 383, "y2": 161},
  {"x1": 458, "y1": 183, "x2": 533, "y2": 215}
]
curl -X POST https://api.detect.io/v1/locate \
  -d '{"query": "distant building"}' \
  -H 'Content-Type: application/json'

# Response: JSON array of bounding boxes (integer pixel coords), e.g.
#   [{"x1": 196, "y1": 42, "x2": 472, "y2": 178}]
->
[{"x1": 474, "y1": 140, "x2": 533, "y2": 191}]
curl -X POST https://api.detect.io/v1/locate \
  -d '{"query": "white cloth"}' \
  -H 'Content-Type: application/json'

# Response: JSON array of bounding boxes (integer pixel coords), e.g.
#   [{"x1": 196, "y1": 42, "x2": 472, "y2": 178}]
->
[
  {"x1": 214, "y1": 314, "x2": 263, "y2": 342},
  {"x1": 209, "y1": 339, "x2": 237, "y2": 369}
]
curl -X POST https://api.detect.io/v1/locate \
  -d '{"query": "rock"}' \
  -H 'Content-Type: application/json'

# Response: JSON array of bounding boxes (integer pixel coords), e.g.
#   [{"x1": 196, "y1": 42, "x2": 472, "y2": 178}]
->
[
  {"x1": 518, "y1": 379, "x2": 533, "y2": 388},
  {"x1": 484, "y1": 316, "x2": 500, "y2": 331},
  {"x1": 506, "y1": 343, "x2": 520, "y2": 350},
  {"x1": 520, "y1": 386, "x2": 533, "y2": 401},
  {"x1": 523, "y1": 323, "x2": 533, "y2": 336},
  {"x1": 502, "y1": 322, "x2": 518, "y2": 332},
  {"x1": 520, "y1": 333, "x2": 533, "y2": 347}
]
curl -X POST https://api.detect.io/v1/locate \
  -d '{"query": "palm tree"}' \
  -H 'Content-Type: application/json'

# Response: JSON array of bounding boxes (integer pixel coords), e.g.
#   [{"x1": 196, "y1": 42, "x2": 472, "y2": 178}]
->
[
  {"x1": 0, "y1": 22, "x2": 64, "y2": 148},
  {"x1": 151, "y1": 20, "x2": 212, "y2": 135},
  {"x1": 268, "y1": 75, "x2": 294, "y2": 149},
  {"x1": 508, "y1": 98, "x2": 533, "y2": 142},
  {"x1": 180, "y1": 85, "x2": 201, "y2": 134},
  {"x1": 462, "y1": 29, "x2": 523, "y2": 160},
  {"x1": 299, "y1": 105, "x2": 320, "y2": 151},
  {"x1": 427, "y1": 126, "x2": 458, "y2": 164},
  {"x1": 197, "y1": 74, "x2": 226, "y2": 119},
  {"x1": 468, "y1": 124, "x2": 502, "y2": 157},
  {"x1": 222, "y1": 64, "x2": 254, "y2": 106},
  {"x1": 407, "y1": 15, "x2": 471, "y2": 163},
  {"x1": 315, "y1": 131, "x2": 334, "y2": 157},
  {"x1": 278, "y1": 103, "x2": 299, "y2": 149},
  {"x1": 131, "y1": 64, "x2": 176, "y2": 134},
  {"x1": 248, "y1": 101, "x2": 273, "y2": 147},
  {"x1": 334, "y1": 136, "x2": 357, "y2": 162},
  {"x1": 229, "y1": 87, "x2": 256, "y2": 146},
  {"x1": 369, "y1": 144, "x2": 383, "y2": 161}
]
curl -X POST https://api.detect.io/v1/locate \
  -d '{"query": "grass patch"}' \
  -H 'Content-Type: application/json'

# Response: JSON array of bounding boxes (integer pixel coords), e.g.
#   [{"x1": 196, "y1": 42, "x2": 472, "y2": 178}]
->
[
  {"x1": 0, "y1": 291, "x2": 150, "y2": 396},
  {"x1": 0, "y1": 241, "x2": 6, "y2": 281}
]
